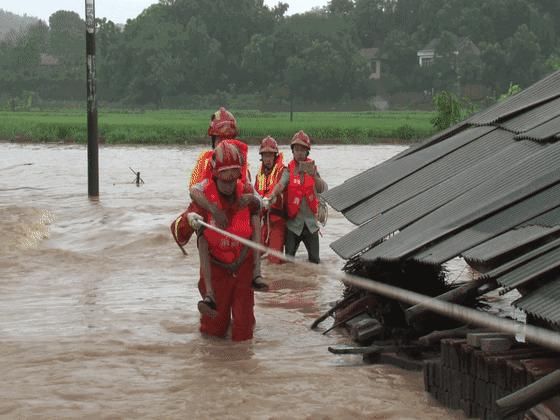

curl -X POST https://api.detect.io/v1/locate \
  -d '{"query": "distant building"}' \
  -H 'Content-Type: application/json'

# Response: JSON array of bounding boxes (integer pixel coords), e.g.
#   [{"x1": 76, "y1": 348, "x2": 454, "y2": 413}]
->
[
  {"x1": 40, "y1": 53, "x2": 59, "y2": 66},
  {"x1": 417, "y1": 37, "x2": 480, "y2": 67},
  {"x1": 359, "y1": 48, "x2": 382, "y2": 80}
]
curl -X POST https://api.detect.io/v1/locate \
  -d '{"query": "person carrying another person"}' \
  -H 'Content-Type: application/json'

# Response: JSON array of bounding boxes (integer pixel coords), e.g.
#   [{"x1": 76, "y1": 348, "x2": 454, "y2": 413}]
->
[
  {"x1": 171, "y1": 107, "x2": 249, "y2": 254},
  {"x1": 264, "y1": 130, "x2": 327, "y2": 264},
  {"x1": 254, "y1": 136, "x2": 287, "y2": 264},
  {"x1": 186, "y1": 141, "x2": 267, "y2": 341}
]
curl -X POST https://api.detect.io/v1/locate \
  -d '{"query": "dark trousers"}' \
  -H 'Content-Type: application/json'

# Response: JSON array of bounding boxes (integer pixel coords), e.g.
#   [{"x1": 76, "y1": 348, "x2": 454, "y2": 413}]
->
[{"x1": 285, "y1": 225, "x2": 320, "y2": 264}]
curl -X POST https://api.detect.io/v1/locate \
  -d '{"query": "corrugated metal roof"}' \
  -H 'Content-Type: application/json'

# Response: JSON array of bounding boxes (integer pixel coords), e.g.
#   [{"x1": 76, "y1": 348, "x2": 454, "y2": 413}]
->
[
  {"x1": 514, "y1": 115, "x2": 560, "y2": 142},
  {"x1": 330, "y1": 138, "x2": 543, "y2": 258},
  {"x1": 344, "y1": 130, "x2": 527, "y2": 225},
  {"x1": 497, "y1": 97, "x2": 560, "y2": 134},
  {"x1": 322, "y1": 125, "x2": 494, "y2": 212},
  {"x1": 411, "y1": 189, "x2": 560, "y2": 265},
  {"x1": 514, "y1": 278, "x2": 560, "y2": 326},
  {"x1": 395, "y1": 121, "x2": 469, "y2": 159},
  {"x1": 495, "y1": 245, "x2": 560, "y2": 292},
  {"x1": 481, "y1": 237, "x2": 560, "y2": 282},
  {"x1": 526, "y1": 206, "x2": 560, "y2": 227},
  {"x1": 359, "y1": 142, "x2": 560, "y2": 262},
  {"x1": 467, "y1": 70, "x2": 560, "y2": 125},
  {"x1": 462, "y1": 225, "x2": 560, "y2": 266}
]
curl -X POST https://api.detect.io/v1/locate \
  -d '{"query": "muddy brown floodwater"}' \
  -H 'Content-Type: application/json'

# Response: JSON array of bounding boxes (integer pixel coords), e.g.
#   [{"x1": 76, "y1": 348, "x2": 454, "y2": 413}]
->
[{"x1": 0, "y1": 142, "x2": 464, "y2": 419}]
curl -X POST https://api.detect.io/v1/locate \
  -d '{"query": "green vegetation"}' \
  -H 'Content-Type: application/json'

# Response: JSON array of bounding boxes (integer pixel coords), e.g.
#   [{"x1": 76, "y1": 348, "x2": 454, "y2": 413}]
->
[
  {"x1": 431, "y1": 91, "x2": 476, "y2": 131},
  {"x1": 1, "y1": 1, "x2": 560, "y2": 109},
  {"x1": 0, "y1": 110, "x2": 435, "y2": 144},
  {"x1": 0, "y1": 9, "x2": 38, "y2": 39}
]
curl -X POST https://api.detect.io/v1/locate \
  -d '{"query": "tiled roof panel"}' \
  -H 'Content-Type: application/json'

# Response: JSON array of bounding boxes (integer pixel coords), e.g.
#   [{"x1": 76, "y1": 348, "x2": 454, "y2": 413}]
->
[
  {"x1": 526, "y1": 206, "x2": 560, "y2": 227},
  {"x1": 462, "y1": 225, "x2": 560, "y2": 265},
  {"x1": 514, "y1": 115, "x2": 560, "y2": 142},
  {"x1": 322, "y1": 126, "x2": 493, "y2": 212},
  {"x1": 468, "y1": 70, "x2": 560, "y2": 125},
  {"x1": 411, "y1": 190, "x2": 560, "y2": 265},
  {"x1": 498, "y1": 97, "x2": 560, "y2": 134},
  {"x1": 330, "y1": 138, "x2": 542, "y2": 258},
  {"x1": 496, "y1": 245, "x2": 560, "y2": 292},
  {"x1": 514, "y1": 278, "x2": 560, "y2": 326},
  {"x1": 481, "y1": 237, "x2": 560, "y2": 282},
  {"x1": 344, "y1": 129, "x2": 525, "y2": 225},
  {"x1": 360, "y1": 142, "x2": 560, "y2": 262}
]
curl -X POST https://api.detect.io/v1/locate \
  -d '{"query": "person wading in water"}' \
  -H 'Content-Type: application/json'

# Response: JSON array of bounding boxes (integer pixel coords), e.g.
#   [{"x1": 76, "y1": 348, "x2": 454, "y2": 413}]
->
[
  {"x1": 264, "y1": 130, "x2": 327, "y2": 263},
  {"x1": 254, "y1": 136, "x2": 287, "y2": 264},
  {"x1": 187, "y1": 141, "x2": 268, "y2": 341},
  {"x1": 171, "y1": 107, "x2": 249, "y2": 254}
]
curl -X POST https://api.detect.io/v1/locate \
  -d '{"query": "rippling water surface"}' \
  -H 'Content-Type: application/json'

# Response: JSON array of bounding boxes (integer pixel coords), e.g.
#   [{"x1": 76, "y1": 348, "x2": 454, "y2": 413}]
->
[{"x1": 0, "y1": 142, "x2": 463, "y2": 418}]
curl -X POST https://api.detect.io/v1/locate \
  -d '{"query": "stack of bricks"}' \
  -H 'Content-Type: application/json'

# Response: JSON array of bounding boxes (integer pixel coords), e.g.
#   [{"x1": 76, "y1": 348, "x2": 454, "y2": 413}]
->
[{"x1": 423, "y1": 333, "x2": 560, "y2": 419}]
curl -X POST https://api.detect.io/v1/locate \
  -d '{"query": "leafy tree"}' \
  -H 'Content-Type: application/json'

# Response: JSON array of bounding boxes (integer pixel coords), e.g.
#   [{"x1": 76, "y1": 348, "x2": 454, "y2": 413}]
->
[
  {"x1": 498, "y1": 82, "x2": 522, "y2": 101},
  {"x1": 431, "y1": 91, "x2": 474, "y2": 130},
  {"x1": 479, "y1": 42, "x2": 509, "y2": 93},
  {"x1": 0, "y1": 9, "x2": 38, "y2": 39},
  {"x1": 241, "y1": 34, "x2": 276, "y2": 89},
  {"x1": 545, "y1": 51, "x2": 560, "y2": 71},
  {"x1": 0, "y1": 21, "x2": 48, "y2": 79},
  {"x1": 382, "y1": 30, "x2": 419, "y2": 91},
  {"x1": 48, "y1": 10, "x2": 84, "y2": 70},
  {"x1": 504, "y1": 24, "x2": 542, "y2": 87},
  {"x1": 285, "y1": 39, "x2": 368, "y2": 102},
  {"x1": 327, "y1": 0, "x2": 355, "y2": 15},
  {"x1": 351, "y1": 0, "x2": 392, "y2": 47}
]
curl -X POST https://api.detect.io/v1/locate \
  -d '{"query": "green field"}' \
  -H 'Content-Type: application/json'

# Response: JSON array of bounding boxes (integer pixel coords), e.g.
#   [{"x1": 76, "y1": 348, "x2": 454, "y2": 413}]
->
[{"x1": 0, "y1": 109, "x2": 436, "y2": 144}]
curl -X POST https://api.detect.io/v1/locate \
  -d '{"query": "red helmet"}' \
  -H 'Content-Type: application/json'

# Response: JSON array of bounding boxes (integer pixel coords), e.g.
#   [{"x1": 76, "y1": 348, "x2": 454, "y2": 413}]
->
[
  {"x1": 211, "y1": 141, "x2": 243, "y2": 177},
  {"x1": 290, "y1": 130, "x2": 311, "y2": 150},
  {"x1": 208, "y1": 107, "x2": 238, "y2": 139},
  {"x1": 259, "y1": 136, "x2": 279, "y2": 154}
]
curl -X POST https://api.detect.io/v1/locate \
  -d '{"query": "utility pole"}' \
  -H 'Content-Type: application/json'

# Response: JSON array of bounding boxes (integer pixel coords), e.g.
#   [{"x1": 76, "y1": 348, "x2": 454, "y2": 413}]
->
[{"x1": 85, "y1": 0, "x2": 99, "y2": 196}]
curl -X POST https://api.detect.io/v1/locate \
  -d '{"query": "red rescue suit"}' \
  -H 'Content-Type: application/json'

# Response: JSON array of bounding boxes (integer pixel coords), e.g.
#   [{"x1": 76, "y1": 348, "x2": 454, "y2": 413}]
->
[
  {"x1": 171, "y1": 140, "x2": 250, "y2": 249},
  {"x1": 197, "y1": 178, "x2": 256, "y2": 341},
  {"x1": 286, "y1": 159, "x2": 319, "y2": 219},
  {"x1": 255, "y1": 154, "x2": 286, "y2": 264}
]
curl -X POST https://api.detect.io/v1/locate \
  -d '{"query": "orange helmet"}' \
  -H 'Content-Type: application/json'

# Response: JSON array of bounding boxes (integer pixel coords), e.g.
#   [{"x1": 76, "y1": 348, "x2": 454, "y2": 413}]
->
[
  {"x1": 290, "y1": 130, "x2": 311, "y2": 150},
  {"x1": 259, "y1": 136, "x2": 279, "y2": 154},
  {"x1": 211, "y1": 141, "x2": 243, "y2": 177},
  {"x1": 208, "y1": 107, "x2": 238, "y2": 139}
]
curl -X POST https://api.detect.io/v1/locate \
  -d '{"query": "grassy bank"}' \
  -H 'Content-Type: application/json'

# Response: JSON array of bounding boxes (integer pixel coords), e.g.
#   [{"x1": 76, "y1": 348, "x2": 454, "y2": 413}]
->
[{"x1": 0, "y1": 109, "x2": 436, "y2": 144}]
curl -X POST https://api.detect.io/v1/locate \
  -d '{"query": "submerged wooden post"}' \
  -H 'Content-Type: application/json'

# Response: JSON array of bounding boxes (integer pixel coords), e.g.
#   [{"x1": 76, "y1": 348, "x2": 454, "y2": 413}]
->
[{"x1": 85, "y1": 0, "x2": 99, "y2": 197}]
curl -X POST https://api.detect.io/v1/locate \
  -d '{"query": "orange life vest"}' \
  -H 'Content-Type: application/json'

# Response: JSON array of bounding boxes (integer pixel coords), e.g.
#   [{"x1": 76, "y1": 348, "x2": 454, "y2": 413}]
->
[
  {"x1": 286, "y1": 159, "x2": 319, "y2": 219},
  {"x1": 189, "y1": 150, "x2": 214, "y2": 187},
  {"x1": 202, "y1": 179, "x2": 252, "y2": 264},
  {"x1": 255, "y1": 153, "x2": 285, "y2": 221}
]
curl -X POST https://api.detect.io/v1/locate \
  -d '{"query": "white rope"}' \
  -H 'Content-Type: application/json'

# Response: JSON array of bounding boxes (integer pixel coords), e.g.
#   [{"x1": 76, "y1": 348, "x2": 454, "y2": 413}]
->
[{"x1": 197, "y1": 219, "x2": 560, "y2": 353}]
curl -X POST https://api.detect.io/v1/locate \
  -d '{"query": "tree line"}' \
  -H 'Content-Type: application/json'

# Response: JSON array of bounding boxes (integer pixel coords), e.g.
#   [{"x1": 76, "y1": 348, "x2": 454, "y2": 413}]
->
[{"x1": 1, "y1": 0, "x2": 559, "y2": 109}]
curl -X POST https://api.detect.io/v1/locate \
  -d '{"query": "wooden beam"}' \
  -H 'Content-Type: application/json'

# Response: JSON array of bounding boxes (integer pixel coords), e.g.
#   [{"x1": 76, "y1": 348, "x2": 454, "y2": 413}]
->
[
  {"x1": 495, "y1": 369, "x2": 560, "y2": 418},
  {"x1": 405, "y1": 278, "x2": 497, "y2": 324}
]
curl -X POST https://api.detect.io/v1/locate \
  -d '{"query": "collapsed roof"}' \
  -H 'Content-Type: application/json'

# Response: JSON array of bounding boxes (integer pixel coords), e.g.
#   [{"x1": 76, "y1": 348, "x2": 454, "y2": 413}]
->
[{"x1": 324, "y1": 70, "x2": 560, "y2": 327}]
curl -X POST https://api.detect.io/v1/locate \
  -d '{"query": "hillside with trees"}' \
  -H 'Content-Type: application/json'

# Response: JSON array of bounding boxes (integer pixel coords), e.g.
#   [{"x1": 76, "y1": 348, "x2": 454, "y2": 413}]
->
[
  {"x1": 0, "y1": 9, "x2": 38, "y2": 40},
  {"x1": 1, "y1": 0, "x2": 559, "y2": 109}
]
